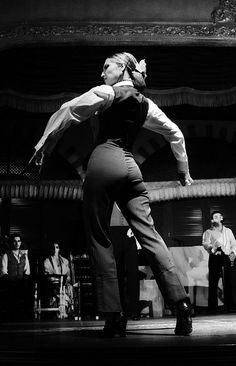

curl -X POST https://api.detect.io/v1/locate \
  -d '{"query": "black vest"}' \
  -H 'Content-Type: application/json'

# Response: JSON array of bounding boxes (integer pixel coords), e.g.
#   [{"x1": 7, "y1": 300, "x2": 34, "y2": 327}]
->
[
  {"x1": 97, "y1": 85, "x2": 149, "y2": 149},
  {"x1": 7, "y1": 251, "x2": 27, "y2": 279}
]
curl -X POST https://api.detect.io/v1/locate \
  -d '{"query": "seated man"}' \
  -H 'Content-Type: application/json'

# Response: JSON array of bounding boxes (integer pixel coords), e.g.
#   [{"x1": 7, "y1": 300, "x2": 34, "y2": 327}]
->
[
  {"x1": 42, "y1": 242, "x2": 73, "y2": 318},
  {"x1": 0, "y1": 233, "x2": 32, "y2": 320}
]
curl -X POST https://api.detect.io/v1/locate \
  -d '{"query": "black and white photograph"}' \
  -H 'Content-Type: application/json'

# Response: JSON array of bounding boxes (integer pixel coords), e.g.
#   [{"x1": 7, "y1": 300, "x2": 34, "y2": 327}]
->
[{"x1": 1, "y1": 1, "x2": 236, "y2": 365}]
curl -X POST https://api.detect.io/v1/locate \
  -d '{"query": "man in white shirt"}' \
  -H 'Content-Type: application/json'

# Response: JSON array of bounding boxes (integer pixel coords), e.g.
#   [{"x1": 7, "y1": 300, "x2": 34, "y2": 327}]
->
[{"x1": 202, "y1": 211, "x2": 236, "y2": 313}]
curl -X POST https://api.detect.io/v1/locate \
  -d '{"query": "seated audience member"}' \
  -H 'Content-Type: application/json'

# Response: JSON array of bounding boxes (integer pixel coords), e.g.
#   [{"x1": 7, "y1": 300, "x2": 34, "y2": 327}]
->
[
  {"x1": 42, "y1": 242, "x2": 73, "y2": 318},
  {"x1": 0, "y1": 233, "x2": 33, "y2": 320}
]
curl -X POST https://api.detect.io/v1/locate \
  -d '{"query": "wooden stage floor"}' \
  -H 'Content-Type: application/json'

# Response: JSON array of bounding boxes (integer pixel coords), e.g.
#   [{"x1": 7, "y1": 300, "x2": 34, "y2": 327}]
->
[{"x1": 1, "y1": 314, "x2": 236, "y2": 365}]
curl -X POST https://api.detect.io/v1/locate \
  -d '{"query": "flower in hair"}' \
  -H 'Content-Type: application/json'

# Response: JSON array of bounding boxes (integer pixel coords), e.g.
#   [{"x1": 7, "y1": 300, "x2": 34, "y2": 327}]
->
[{"x1": 135, "y1": 59, "x2": 147, "y2": 77}]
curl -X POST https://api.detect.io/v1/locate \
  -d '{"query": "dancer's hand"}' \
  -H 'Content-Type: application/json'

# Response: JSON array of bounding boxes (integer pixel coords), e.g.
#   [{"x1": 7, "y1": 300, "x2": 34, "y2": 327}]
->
[
  {"x1": 27, "y1": 149, "x2": 45, "y2": 173},
  {"x1": 34, "y1": 150, "x2": 44, "y2": 167},
  {"x1": 29, "y1": 150, "x2": 44, "y2": 167},
  {"x1": 178, "y1": 172, "x2": 194, "y2": 186}
]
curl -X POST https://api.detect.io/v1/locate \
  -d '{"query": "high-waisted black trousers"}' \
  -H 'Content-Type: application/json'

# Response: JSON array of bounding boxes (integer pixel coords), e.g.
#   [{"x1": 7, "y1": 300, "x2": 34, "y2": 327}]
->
[{"x1": 83, "y1": 141, "x2": 187, "y2": 312}]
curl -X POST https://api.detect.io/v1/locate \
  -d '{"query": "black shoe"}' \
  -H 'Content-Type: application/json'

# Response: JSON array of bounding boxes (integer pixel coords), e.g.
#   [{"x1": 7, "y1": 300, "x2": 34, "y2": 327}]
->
[
  {"x1": 175, "y1": 299, "x2": 193, "y2": 336},
  {"x1": 103, "y1": 313, "x2": 127, "y2": 337}
]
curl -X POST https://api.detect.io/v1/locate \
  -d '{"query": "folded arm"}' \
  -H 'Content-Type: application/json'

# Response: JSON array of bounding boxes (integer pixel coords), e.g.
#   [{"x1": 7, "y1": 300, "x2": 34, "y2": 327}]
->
[{"x1": 202, "y1": 230, "x2": 214, "y2": 254}]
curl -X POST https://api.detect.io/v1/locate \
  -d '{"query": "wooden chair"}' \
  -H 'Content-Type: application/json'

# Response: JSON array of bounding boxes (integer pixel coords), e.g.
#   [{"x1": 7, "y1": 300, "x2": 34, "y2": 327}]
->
[
  {"x1": 69, "y1": 253, "x2": 82, "y2": 320},
  {"x1": 34, "y1": 273, "x2": 67, "y2": 320}
]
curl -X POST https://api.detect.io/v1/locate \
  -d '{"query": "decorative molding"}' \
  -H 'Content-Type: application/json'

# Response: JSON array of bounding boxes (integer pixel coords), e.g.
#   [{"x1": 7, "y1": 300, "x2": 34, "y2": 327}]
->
[
  {"x1": 211, "y1": 0, "x2": 236, "y2": 24},
  {"x1": 146, "y1": 178, "x2": 236, "y2": 203},
  {"x1": 0, "y1": 180, "x2": 83, "y2": 200},
  {"x1": 1, "y1": 20, "x2": 236, "y2": 49},
  {"x1": 0, "y1": 178, "x2": 235, "y2": 202}
]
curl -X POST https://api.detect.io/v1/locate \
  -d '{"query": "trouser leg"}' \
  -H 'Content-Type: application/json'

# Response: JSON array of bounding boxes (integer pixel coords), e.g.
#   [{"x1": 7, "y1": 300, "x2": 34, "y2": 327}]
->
[
  {"x1": 83, "y1": 175, "x2": 122, "y2": 313},
  {"x1": 113, "y1": 239, "x2": 127, "y2": 312},
  {"x1": 222, "y1": 255, "x2": 232, "y2": 312},
  {"x1": 125, "y1": 239, "x2": 140, "y2": 316},
  {"x1": 117, "y1": 190, "x2": 188, "y2": 307}
]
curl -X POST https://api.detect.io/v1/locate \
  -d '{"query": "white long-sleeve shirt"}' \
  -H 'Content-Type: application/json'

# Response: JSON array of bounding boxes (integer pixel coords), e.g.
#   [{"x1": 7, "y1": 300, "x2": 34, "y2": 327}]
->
[
  {"x1": 202, "y1": 226, "x2": 236, "y2": 255},
  {"x1": 35, "y1": 80, "x2": 189, "y2": 173},
  {"x1": 43, "y1": 255, "x2": 71, "y2": 281}
]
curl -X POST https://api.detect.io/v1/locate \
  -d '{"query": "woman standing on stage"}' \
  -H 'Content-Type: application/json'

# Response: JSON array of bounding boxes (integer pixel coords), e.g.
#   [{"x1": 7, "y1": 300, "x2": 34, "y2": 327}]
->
[{"x1": 33, "y1": 51, "x2": 193, "y2": 336}]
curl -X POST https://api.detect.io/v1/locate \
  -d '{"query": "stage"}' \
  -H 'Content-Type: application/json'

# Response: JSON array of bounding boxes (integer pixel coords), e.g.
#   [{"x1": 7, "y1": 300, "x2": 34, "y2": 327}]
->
[{"x1": 1, "y1": 314, "x2": 236, "y2": 366}]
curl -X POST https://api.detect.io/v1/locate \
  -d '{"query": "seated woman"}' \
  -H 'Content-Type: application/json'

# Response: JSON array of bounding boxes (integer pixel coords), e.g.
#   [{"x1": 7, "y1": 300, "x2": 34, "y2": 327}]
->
[{"x1": 42, "y1": 242, "x2": 73, "y2": 318}]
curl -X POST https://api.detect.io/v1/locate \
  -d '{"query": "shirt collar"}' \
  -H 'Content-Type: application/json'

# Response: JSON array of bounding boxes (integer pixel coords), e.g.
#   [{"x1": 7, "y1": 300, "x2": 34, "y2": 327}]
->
[{"x1": 113, "y1": 80, "x2": 134, "y2": 87}]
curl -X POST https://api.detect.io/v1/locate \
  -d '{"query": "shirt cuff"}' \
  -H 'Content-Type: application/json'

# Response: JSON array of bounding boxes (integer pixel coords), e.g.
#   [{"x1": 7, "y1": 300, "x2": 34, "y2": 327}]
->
[
  {"x1": 34, "y1": 136, "x2": 47, "y2": 151},
  {"x1": 177, "y1": 160, "x2": 189, "y2": 173}
]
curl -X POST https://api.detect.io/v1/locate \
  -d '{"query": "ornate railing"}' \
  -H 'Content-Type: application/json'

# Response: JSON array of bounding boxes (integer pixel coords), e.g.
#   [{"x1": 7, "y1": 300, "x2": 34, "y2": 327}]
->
[
  {"x1": 1, "y1": 21, "x2": 236, "y2": 49},
  {"x1": 2, "y1": 0, "x2": 236, "y2": 50},
  {"x1": 0, "y1": 178, "x2": 235, "y2": 202}
]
